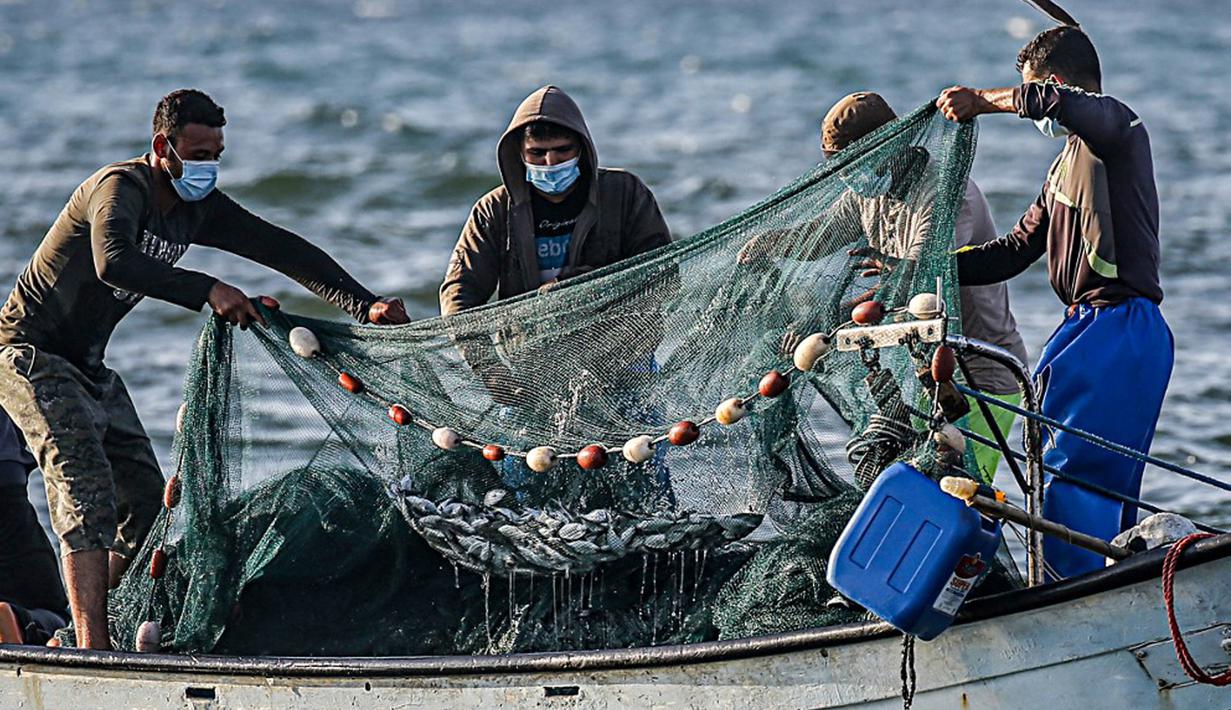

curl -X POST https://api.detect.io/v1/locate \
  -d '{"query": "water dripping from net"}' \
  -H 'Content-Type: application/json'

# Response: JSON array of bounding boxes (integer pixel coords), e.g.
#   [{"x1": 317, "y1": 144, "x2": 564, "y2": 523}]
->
[
  {"x1": 507, "y1": 569, "x2": 516, "y2": 626},
  {"x1": 481, "y1": 572, "x2": 492, "y2": 648},
  {"x1": 551, "y1": 573, "x2": 559, "y2": 639},
  {"x1": 651, "y1": 552, "x2": 659, "y2": 646}
]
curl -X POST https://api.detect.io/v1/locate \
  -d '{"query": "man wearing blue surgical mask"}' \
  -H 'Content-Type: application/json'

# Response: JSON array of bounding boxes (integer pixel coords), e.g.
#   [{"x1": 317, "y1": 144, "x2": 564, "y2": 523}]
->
[
  {"x1": 0, "y1": 88, "x2": 408, "y2": 649},
  {"x1": 441, "y1": 85, "x2": 670, "y2": 312},
  {"x1": 936, "y1": 27, "x2": 1171, "y2": 580}
]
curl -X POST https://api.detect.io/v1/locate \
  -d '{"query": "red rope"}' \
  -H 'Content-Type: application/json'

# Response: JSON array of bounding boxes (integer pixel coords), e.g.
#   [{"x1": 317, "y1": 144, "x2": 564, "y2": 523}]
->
[{"x1": 1161, "y1": 532, "x2": 1231, "y2": 686}]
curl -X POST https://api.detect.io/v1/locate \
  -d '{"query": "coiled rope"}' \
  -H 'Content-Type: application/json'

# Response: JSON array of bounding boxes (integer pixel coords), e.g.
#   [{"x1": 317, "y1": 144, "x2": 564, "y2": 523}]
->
[{"x1": 1161, "y1": 533, "x2": 1231, "y2": 687}]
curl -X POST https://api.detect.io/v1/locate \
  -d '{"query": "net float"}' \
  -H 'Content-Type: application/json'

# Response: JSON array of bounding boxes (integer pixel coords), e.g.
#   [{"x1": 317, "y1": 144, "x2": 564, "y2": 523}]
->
[
  {"x1": 669, "y1": 420, "x2": 700, "y2": 446},
  {"x1": 175, "y1": 402, "x2": 187, "y2": 434},
  {"x1": 851, "y1": 300, "x2": 885, "y2": 325},
  {"x1": 577, "y1": 444, "x2": 609, "y2": 470},
  {"x1": 622, "y1": 435, "x2": 655, "y2": 464},
  {"x1": 338, "y1": 372, "x2": 363, "y2": 393},
  {"x1": 526, "y1": 446, "x2": 558, "y2": 473},
  {"x1": 163, "y1": 474, "x2": 181, "y2": 509},
  {"x1": 388, "y1": 404, "x2": 412, "y2": 426},
  {"x1": 758, "y1": 370, "x2": 788, "y2": 398},
  {"x1": 135, "y1": 621, "x2": 161, "y2": 653},
  {"x1": 482, "y1": 444, "x2": 506, "y2": 461},
  {"x1": 431, "y1": 427, "x2": 461, "y2": 450},
  {"x1": 715, "y1": 398, "x2": 747, "y2": 425},
  {"x1": 150, "y1": 549, "x2": 168, "y2": 579},
  {"x1": 792, "y1": 333, "x2": 832, "y2": 372},
  {"x1": 933, "y1": 423, "x2": 966, "y2": 452},
  {"x1": 931, "y1": 345, "x2": 957, "y2": 384},
  {"x1": 288, "y1": 326, "x2": 321, "y2": 358},
  {"x1": 907, "y1": 292, "x2": 943, "y2": 319},
  {"x1": 45, "y1": 637, "x2": 61, "y2": 648},
  {"x1": 258, "y1": 295, "x2": 281, "y2": 311}
]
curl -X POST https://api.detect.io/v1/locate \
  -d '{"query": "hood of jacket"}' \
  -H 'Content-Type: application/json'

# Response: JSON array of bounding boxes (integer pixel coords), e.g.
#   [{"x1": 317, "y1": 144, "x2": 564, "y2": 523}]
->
[{"x1": 497, "y1": 85, "x2": 598, "y2": 206}]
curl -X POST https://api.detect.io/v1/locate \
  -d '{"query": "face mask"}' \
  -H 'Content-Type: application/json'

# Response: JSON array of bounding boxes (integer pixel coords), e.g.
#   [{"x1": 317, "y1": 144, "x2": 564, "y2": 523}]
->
[
  {"x1": 163, "y1": 141, "x2": 219, "y2": 201},
  {"x1": 1033, "y1": 117, "x2": 1071, "y2": 139},
  {"x1": 525, "y1": 156, "x2": 580, "y2": 195}
]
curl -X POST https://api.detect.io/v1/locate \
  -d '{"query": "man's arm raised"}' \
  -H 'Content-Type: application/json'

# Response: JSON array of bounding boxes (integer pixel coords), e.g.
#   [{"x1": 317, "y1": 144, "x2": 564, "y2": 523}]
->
[{"x1": 935, "y1": 86, "x2": 1017, "y2": 122}]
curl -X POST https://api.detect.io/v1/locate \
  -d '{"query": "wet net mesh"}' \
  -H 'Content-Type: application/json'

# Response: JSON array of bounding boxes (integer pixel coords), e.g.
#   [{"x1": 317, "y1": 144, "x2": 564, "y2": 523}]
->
[{"x1": 106, "y1": 104, "x2": 1008, "y2": 655}]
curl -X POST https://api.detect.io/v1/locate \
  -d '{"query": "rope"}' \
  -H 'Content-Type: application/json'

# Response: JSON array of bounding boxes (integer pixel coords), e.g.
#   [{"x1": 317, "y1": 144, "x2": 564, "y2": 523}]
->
[
  {"x1": 955, "y1": 384, "x2": 1231, "y2": 493},
  {"x1": 900, "y1": 633, "x2": 917, "y2": 708},
  {"x1": 847, "y1": 367, "x2": 918, "y2": 488},
  {"x1": 1162, "y1": 533, "x2": 1231, "y2": 686},
  {"x1": 903, "y1": 401, "x2": 1227, "y2": 535}
]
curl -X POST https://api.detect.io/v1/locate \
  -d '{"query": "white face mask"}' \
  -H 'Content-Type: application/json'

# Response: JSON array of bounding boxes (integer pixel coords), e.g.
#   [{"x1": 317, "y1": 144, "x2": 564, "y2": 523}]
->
[
  {"x1": 162, "y1": 140, "x2": 219, "y2": 201},
  {"x1": 1034, "y1": 117, "x2": 1071, "y2": 139}
]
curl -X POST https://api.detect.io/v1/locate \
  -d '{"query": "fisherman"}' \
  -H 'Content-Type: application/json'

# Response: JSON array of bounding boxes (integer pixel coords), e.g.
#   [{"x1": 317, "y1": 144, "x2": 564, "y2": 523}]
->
[
  {"x1": 440, "y1": 85, "x2": 673, "y2": 506},
  {"x1": 440, "y1": 84, "x2": 670, "y2": 314},
  {"x1": 823, "y1": 93, "x2": 1029, "y2": 483},
  {"x1": 0, "y1": 413, "x2": 69, "y2": 645},
  {"x1": 738, "y1": 93, "x2": 1029, "y2": 483},
  {"x1": 936, "y1": 26, "x2": 1172, "y2": 578},
  {"x1": 0, "y1": 88, "x2": 409, "y2": 649}
]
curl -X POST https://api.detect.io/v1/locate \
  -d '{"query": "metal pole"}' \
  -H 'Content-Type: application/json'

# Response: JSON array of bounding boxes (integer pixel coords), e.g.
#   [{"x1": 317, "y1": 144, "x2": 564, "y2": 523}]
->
[
  {"x1": 940, "y1": 478, "x2": 1129, "y2": 561},
  {"x1": 945, "y1": 335, "x2": 1047, "y2": 586}
]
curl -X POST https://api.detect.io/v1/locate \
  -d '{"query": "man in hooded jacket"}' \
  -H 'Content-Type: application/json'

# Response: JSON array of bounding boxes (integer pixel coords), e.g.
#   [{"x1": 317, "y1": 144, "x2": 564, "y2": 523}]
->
[{"x1": 440, "y1": 85, "x2": 670, "y2": 314}]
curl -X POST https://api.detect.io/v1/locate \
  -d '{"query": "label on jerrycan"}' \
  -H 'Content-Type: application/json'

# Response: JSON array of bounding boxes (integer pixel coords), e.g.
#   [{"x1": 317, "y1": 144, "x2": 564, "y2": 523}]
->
[{"x1": 931, "y1": 553, "x2": 987, "y2": 616}]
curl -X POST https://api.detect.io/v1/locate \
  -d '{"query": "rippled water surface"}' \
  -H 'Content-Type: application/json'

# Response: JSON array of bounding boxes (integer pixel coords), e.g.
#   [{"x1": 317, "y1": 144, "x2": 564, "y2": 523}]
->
[{"x1": 2, "y1": 0, "x2": 1229, "y2": 534}]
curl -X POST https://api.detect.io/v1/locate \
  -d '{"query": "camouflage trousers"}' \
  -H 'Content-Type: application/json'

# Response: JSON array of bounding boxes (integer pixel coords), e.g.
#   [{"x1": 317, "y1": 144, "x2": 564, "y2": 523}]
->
[{"x1": 0, "y1": 344, "x2": 163, "y2": 557}]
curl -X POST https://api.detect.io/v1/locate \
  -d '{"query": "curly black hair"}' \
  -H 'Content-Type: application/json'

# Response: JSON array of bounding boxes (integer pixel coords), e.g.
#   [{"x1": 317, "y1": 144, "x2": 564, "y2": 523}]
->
[
  {"x1": 1016, "y1": 26, "x2": 1101, "y2": 92},
  {"x1": 152, "y1": 89, "x2": 226, "y2": 144}
]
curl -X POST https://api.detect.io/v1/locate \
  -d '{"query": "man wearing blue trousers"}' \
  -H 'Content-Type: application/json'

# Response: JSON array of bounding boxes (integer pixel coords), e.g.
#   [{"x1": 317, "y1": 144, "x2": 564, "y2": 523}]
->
[{"x1": 935, "y1": 25, "x2": 1173, "y2": 578}]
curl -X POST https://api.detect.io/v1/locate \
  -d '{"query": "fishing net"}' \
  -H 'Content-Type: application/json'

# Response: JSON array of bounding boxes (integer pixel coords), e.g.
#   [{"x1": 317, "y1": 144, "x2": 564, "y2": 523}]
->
[{"x1": 105, "y1": 104, "x2": 1007, "y2": 655}]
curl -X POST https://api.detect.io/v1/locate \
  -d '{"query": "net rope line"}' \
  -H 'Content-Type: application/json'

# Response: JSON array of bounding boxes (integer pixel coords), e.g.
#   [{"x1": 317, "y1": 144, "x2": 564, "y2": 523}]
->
[
  {"x1": 905, "y1": 402, "x2": 1227, "y2": 534},
  {"x1": 954, "y1": 383, "x2": 1230, "y2": 493},
  {"x1": 276, "y1": 310, "x2": 871, "y2": 463}
]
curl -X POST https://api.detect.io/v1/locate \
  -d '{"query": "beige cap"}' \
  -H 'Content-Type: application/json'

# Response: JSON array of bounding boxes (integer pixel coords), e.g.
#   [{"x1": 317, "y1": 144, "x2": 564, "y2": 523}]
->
[{"x1": 821, "y1": 92, "x2": 897, "y2": 153}]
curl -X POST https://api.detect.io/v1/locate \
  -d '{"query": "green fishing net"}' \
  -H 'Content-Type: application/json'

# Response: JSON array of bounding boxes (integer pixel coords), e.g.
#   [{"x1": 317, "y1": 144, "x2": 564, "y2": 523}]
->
[{"x1": 106, "y1": 104, "x2": 1004, "y2": 655}]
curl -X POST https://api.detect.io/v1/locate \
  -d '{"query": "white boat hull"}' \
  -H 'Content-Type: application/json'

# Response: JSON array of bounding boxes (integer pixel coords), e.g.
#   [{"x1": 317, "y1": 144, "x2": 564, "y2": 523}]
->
[{"x1": 2, "y1": 536, "x2": 1229, "y2": 709}]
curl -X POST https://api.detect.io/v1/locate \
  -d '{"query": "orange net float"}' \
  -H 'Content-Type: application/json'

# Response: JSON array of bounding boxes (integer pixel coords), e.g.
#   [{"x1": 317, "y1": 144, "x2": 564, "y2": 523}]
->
[
  {"x1": 758, "y1": 370, "x2": 788, "y2": 398},
  {"x1": 163, "y1": 475, "x2": 181, "y2": 509},
  {"x1": 577, "y1": 444, "x2": 609, "y2": 470},
  {"x1": 851, "y1": 300, "x2": 885, "y2": 325},
  {"x1": 338, "y1": 372, "x2": 363, "y2": 393},
  {"x1": 150, "y1": 549, "x2": 168, "y2": 579},
  {"x1": 388, "y1": 405, "x2": 412, "y2": 426},
  {"x1": 931, "y1": 345, "x2": 957, "y2": 384},
  {"x1": 668, "y1": 420, "x2": 700, "y2": 446},
  {"x1": 482, "y1": 444, "x2": 506, "y2": 461}
]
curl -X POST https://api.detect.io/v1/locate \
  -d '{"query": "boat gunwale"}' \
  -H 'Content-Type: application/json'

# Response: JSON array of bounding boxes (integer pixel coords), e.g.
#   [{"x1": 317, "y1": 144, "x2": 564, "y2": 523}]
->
[{"x1": 1, "y1": 533, "x2": 1227, "y2": 678}]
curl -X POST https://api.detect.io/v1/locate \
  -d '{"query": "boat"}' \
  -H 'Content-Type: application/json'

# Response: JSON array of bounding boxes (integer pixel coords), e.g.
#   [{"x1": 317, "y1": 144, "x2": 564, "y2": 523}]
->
[{"x1": 1, "y1": 534, "x2": 1228, "y2": 708}]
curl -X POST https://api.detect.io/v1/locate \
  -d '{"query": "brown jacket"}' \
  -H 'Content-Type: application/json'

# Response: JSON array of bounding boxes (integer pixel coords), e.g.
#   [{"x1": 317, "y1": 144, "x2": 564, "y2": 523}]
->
[{"x1": 439, "y1": 86, "x2": 671, "y2": 315}]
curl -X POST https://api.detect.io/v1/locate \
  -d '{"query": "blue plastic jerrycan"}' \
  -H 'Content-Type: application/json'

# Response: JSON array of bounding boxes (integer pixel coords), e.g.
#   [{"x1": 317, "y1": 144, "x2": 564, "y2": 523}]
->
[{"x1": 827, "y1": 461, "x2": 1002, "y2": 640}]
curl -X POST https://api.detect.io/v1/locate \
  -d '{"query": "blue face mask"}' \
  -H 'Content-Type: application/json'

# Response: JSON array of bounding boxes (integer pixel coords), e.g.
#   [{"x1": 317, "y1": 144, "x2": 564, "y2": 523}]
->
[
  {"x1": 164, "y1": 141, "x2": 219, "y2": 202},
  {"x1": 1034, "y1": 117, "x2": 1071, "y2": 139},
  {"x1": 525, "y1": 156, "x2": 580, "y2": 195}
]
